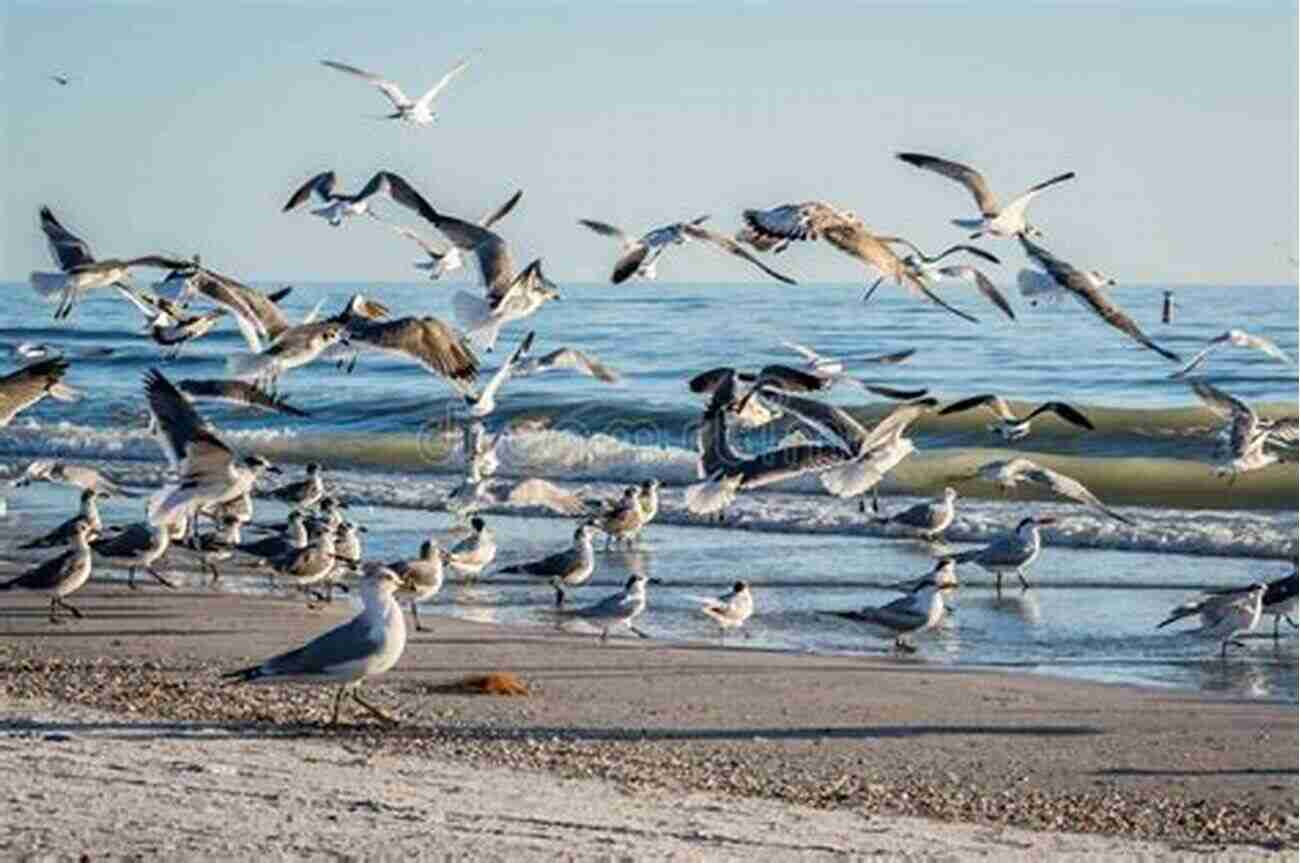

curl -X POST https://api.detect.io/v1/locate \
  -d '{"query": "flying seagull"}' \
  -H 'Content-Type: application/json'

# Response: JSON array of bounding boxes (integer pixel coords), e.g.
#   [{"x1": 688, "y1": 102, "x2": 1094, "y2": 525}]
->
[
  {"x1": 741, "y1": 202, "x2": 980, "y2": 323},
  {"x1": 0, "y1": 358, "x2": 80, "y2": 428},
  {"x1": 579, "y1": 215, "x2": 711, "y2": 283},
  {"x1": 283, "y1": 170, "x2": 425, "y2": 226},
  {"x1": 30, "y1": 206, "x2": 189, "y2": 319},
  {"x1": 1157, "y1": 583, "x2": 1265, "y2": 658},
  {"x1": 1019, "y1": 236, "x2": 1179, "y2": 362},
  {"x1": 938, "y1": 394, "x2": 1094, "y2": 441},
  {"x1": 896, "y1": 152, "x2": 1075, "y2": 239},
  {"x1": 873, "y1": 237, "x2": 1014, "y2": 321},
  {"x1": 321, "y1": 57, "x2": 468, "y2": 126},
  {"x1": 1170, "y1": 329, "x2": 1296, "y2": 379},
  {"x1": 377, "y1": 189, "x2": 522, "y2": 279},
  {"x1": 1191, "y1": 381, "x2": 1291, "y2": 478},
  {"x1": 957, "y1": 457, "x2": 1133, "y2": 525}
]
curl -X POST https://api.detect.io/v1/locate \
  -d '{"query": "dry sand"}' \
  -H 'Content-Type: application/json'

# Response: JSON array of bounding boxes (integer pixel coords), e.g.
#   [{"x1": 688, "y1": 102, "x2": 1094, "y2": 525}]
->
[{"x1": 1, "y1": 584, "x2": 1296, "y2": 860}]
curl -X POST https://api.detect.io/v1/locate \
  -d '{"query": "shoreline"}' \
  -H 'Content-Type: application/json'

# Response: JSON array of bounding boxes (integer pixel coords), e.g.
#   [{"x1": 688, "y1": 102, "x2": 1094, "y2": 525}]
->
[{"x1": 2, "y1": 586, "x2": 1295, "y2": 853}]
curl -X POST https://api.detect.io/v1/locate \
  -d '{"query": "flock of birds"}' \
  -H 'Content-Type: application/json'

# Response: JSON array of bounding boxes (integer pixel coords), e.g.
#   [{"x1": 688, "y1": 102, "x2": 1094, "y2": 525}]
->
[{"x1": 1, "y1": 58, "x2": 1296, "y2": 723}]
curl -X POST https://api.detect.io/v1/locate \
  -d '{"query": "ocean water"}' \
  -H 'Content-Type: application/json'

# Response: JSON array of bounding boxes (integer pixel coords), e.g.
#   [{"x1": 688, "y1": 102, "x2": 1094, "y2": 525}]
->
[{"x1": 0, "y1": 279, "x2": 1296, "y2": 698}]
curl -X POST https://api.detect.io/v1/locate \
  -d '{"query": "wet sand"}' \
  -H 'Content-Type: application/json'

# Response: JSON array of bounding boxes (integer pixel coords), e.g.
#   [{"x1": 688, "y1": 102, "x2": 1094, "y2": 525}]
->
[{"x1": 1, "y1": 583, "x2": 1296, "y2": 858}]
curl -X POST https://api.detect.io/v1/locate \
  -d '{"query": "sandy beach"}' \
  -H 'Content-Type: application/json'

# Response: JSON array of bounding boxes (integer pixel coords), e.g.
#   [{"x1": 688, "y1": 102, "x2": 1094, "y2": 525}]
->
[{"x1": 1, "y1": 584, "x2": 1295, "y2": 860}]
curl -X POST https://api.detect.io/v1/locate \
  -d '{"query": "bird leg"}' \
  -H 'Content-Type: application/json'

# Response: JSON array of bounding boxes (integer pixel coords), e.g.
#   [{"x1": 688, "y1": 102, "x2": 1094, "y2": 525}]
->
[
  {"x1": 48, "y1": 599, "x2": 62, "y2": 625},
  {"x1": 412, "y1": 600, "x2": 426, "y2": 633},
  {"x1": 330, "y1": 685, "x2": 347, "y2": 725},
  {"x1": 1017, "y1": 568, "x2": 1031, "y2": 590},
  {"x1": 628, "y1": 624, "x2": 651, "y2": 639},
  {"x1": 207, "y1": 562, "x2": 221, "y2": 587},
  {"x1": 862, "y1": 277, "x2": 885, "y2": 304},
  {"x1": 351, "y1": 689, "x2": 398, "y2": 725},
  {"x1": 127, "y1": 567, "x2": 138, "y2": 590},
  {"x1": 995, "y1": 572, "x2": 1003, "y2": 595},
  {"x1": 599, "y1": 627, "x2": 609, "y2": 644},
  {"x1": 55, "y1": 597, "x2": 83, "y2": 619},
  {"x1": 894, "y1": 637, "x2": 918, "y2": 655},
  {"x1": 1286, "y1": 615, "x2": 1298, "y2": 630},
  {"x1": 554, "y1": 585, "x2": 566, "y2": 608},
  {"x1": 147, "y1": 567, "x2": 178, "y2": 590}
]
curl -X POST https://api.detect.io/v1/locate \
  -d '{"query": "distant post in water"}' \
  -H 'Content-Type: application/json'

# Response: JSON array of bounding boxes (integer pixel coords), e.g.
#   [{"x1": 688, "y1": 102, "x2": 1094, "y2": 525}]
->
[{"x1": 1161, "y1": 290, "x2": 1175, "y2": 324}]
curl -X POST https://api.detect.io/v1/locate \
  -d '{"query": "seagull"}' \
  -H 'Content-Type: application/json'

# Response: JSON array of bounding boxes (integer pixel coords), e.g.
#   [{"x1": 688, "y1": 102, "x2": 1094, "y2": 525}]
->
[
  {"x1": 1191, "y1": 381, "x2": 1289, "y2": 478},
  {"x1": 442, "y1": 516, "x2": 497, "y2": 580},
  {"x1": 821, "y1": 560, "x2": 956, "y2": 652},
  {"x1": 91, "y1": 521, "x2": 176, "y2": 590},
  {"x1": 868, "y1": 238, "x2": 1014, "y2": 320},
  {"x1": 1019, "y1": 236, "x2": 1179, "y2": 362},
  {"x1": 144, "y1": 368, "x2": 282, "y2": 529},
  {"x1": 176, "y1": 379, "x2": 310, "y2": 417},
  {"x1": 224, "y1": 563, "x2": 408, "y2": 725},
  {"x1": 895, "y1": 152, "x2": 1075, "y2": 239},
  {"x1": 559, "y1": 573, "x2": 659, "y2": 642},
  {"x1": 226, "y1": 323, "x2": 349, "y2": 384},
  {"x1": 465, "y1": 331, "x2": 534, "y2": 417},
  {"x1": 18, "y1": 489, "x2": 105, "y2": 549},
  {"x1": 957, "y1": 457, "x2": 1132, "y2": 525},
  {"x1": 390, "y1": 540, "x2": 444, "y2": 632},
  {"x1": 513, "y1": 346, "x2": 622, "y2": 384},
  {"x1": 321, "y1": 57, "x2": 468, "y2": 126},
  {"x1": 593, "y1": 487, "x2": 646, "y2": 549},
  {"x1": 181, "y1": 515, "x2": 242, "y2": 585},
  {"x1": 1205, "y1": 570, "x2": 1297, "y2": 641},
  {"x1": 692, "y1": 581, "x2": 754, "y2": 640},
  {"x1": 780, "y1": 340, "x2": 917, "y2": 378},
  {"x1": 10, "y1": 461, "x2": 130, "y2": 498},
  {"x1": 262, "y1": 529, "x2": 340, "y2": 601},
  {"x1": 114, "y1": 285, "x2": 227, "y2": 357},
  {"x1": 579, "y1": 216, "x2": 711, "y2": 283},
  {"x1": 283, "y1": 170, "x2": 417, "y2": 226},
  {"x1": 50, "y1": 74, "x2": 73, "y2": 86},
  {"x1": 178, "y1": 268, "x2": 295, "y2": 352},
  {"x1": 951, "y1": 516, "x2": 1056, "y2": 592},
  {"x1": 232, "y1": 510, "x2": 309, "y2": 565},
  {"x1": 938, "y1": 394, "x2": 1094, "y2": 441},
  {"x1": 679, "y1": 223, "x2": 798, "y2": 284},
  {"x1": 499, "y1": 522, "x2": 597, "y2": 607},
  {"x1": 378, "y1": 190, "x2": 523, "y2": 279},
  {"x1": 1170, "y1": 329, "x2": 1296, "y2": 379},
  {"x1": 0, "y1": 358, "x2": 80, "y2": 427},
  {"x1": 1157, "y1": 583, "x2": 1265, "y2": 657},
  {"x1": 30, "y1": 207, "x2": 190, "y2": 319},
  {"x1": 741, "y1": 202, "x2": 979, "y2": 322},
  {"x1": 268, "y1": 463, "x2": 325, "y2": 511},
  {"x1": 873, "y1": 487, "x2": 958, "y2": 540},
  {"x1": 0, "y1": 519, "x2": 98, "y2": 623}
]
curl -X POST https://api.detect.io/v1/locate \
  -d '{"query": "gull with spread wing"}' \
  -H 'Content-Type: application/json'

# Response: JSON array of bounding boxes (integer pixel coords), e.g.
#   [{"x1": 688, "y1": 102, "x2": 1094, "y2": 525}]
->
[
  {"x1": 958, "y1": 457, "x2": 1133, "y2": 525},
  {"x1": 895, "y1": 152, "x2": 1075, "y2": 239},
  {"x1": 938, "y1": 394, "x2": 1094, "y2": 441},
  {"x1": 1170, "y1": 329, "x2": 1296, "y2": 379},
  {"x1": 0, "y1": 358, "x2": 80, "y2": 428},
  {"x1": 1019, "y1": 236, "x2": 1179, "y2": 362},
  {"x1": 322, "y1": 57, "x2": 468, "y2": 126},
  {"x1": 579, "y1": 215, "x2": 711, "y2": 283},
  {"x1": 1191, "y1": 381, "x2": 1291, "y2": 478},
  {"x1": 378, "y1": 190, "x2": 522, "y2": 279}
]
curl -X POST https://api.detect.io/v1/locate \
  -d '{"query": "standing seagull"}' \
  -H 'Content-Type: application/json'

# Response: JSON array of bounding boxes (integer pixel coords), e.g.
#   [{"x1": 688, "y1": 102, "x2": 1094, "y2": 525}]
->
[
  {"x1": 30, "y1": 207, "x2": 189, "y2": 319},
  {"x1": 499, "y1": 522, "x2": 597, "y2": 607},
  {"x1": 390, "y1": 539, "x2": 445, "y2": 632},
  {"x1": 938, "y1": 394, "x2": 1094, "y2": 441},
  {"x1": 951, "y1": 516, "x2": 1056, "y2": 592},
  {"x1": 559, "y1": 573, "x2": 658, "y2": 643},
  {"x1": 144, "y1": 368, "x2": 281, "y2": 529},
  {"x1": 874, "y1": 487, "x2": 958, "y2": 541},
  {"x1": 1170, "y1": 329, "x2": 1296, "y2": 379},
  {"x1": 895, "y1": 153, "x2": 1075, "y2": 239},
  {"x1": 321, "y1": 58, "x2": 468, "y2": 126},
  {"x1": 1157, "y1": 584, "x2": 1265, "y2": 658},
  {"x1": 269, "y1": 463, "x2": 325, "y2": 511},
  {"x1": 224, "y1": 564, "x2": 408, "y2": 725},
  {"x1": 1019, "y1": 236, "x2": 1180, "y2": 362},
  {"x1": 741, "y1": 202, "x2": 979, "y2": 322},
  {"x1": 693, "y1": 581, "x2": 755, "y2": 641},
  {"x1": 19, "y1": 489, "x2": 104, "y2": 549},
  {"x1": 0, "y1": 520, "x2": 98, "y2": 623},
  {"x1": 0, "y1": 358, "x2": 80, "y2": 427},
  {"x1": 379, "y1": 190, "x2": 523, "y2": 279},
  {"x1": 443, "y1": 516, "x2": 497, "y2": 580},
  {"x1": 821, "y1": 560, "x2": 956, "y2": 653},
  {"x1": 91, "y1": 521, "x2": 176, "y2": 589}
]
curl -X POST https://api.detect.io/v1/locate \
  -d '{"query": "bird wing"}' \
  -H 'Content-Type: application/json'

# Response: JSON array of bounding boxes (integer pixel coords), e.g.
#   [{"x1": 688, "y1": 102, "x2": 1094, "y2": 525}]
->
[
  {"x1": 143, "y1": 368, "x2": 233, "y2": 473},
  {"x1": 414, "y1": 58, "x2": 469, "y2": 109},
  {"x1": 505, "y1": 479, "x2": 590, "y2": 515},
  {"x1": 478, "y1": 331, "x2": 534, "y2": 402},
  {"x1": 680, "y1": 224, "x2": 798, "y2": 285},
  {"x1": 321, "y1": 60, "x2": 412, "y2": 108},
  {"x1": 535, "y1": 348, "x2": 621, "y2": 383},
  {"x1": 427, "y1": 212, "x2": 515, "y2": 298},
  {"x1": 610, "y1": 244, "x2": 651, "y2": 285},
  {"x1": 896, "y1": 153, "x2": 999, "y2": 215},
  {"x1": 1024, "y1": 401, "x2": 1095, "y2": 430},
  {"x1": 1192, "y1": 381, "x2": 1258, "y2": 457},
  {"x1": 351, "y1": 317, "x2": 479, "y2": 389},
  {"x1": 742, "y1": 201, "x2": 844, "y2": 243},
  {"x1": 780, "y1": 340, "x2": 822, "y2": 364},
  {"x1": 1016, "y1": 269, "x2": 1067, "y2": 303},
  {"x1": 1001, "y1": 172, "x2": 1076, "y2": 222},
  {"x1": 937, "y1": 265, "x2": 1016, "y2": 321},
  {"x1": 1023, "y1": 464, "x2": 1132, "y2": 525},
  {"x1": 1168, "y1": 343, "x2": 1221, "y2": 379},
  {"x1": 578, "y1": 219, "x2": 633, "y2": 248},
  {"x1": 749, "y1": 388, "x2": 867, "y2": 454},
  {"x1": 1240, "y1": 332, "x2": 1296, "y2": 366},
  {"x1": 480, "y1": 189, "x2": 524, "y2": 228},
  {"x1": 384, "y1": 221, "x2": 444, "y2": 256},
  {"x1": 283, "y1": 171, "x2": 336, "y2": 211},
  {"x1": 933, "y1": 244, "x2": 1001, "y2": 265},
  {"x1": 939, "y1": 393, "x2": 1013, "y2": 421},
  {"x1": 263, "y1": 612, "x2": 385, "y2": 678},
  {"x1": 0, "y1": 358, "x2": 71, "y2": 428},
  {"x1": 1019, "y1": 237, "x2": 1178, "y2": 361},
  {"x1": 39, "y1": 206, "x2": 96, "y2": 271}
]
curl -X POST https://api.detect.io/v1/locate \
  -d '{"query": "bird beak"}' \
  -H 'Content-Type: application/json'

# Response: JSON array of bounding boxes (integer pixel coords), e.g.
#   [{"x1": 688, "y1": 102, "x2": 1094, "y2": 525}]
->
[
  {"x1": 357, "y1": 525, "x2": 369, "y2": 533},
  {"x1": 265, "y1": 465, "x2": 283, "y2": 475},
  {"x1": 1035, "y1": 516, "x2": 1058, "y2": 526},
  {"x1": 648, "y1": 577, "x2": 664, "y2": 585}
]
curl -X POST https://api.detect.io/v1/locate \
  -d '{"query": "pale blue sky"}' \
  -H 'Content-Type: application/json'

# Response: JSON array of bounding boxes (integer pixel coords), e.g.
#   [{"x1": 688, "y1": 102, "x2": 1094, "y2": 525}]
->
[{"x1": 4, "y1": 1, "x2": 1296, "y2": 284}]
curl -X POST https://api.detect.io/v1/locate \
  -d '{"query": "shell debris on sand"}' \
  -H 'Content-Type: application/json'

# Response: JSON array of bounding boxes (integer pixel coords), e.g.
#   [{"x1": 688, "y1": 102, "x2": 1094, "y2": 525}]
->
[{"x1": 0, "y1": 649, "x2": 1294, "y2": 852}]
